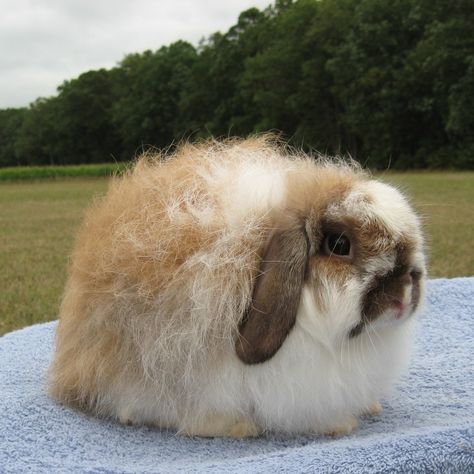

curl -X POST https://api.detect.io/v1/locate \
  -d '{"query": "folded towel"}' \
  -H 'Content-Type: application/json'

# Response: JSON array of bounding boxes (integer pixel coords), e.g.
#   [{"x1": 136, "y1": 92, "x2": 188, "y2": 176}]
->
[{"x1": 1, "y1": 278, "x2": 473, "y2": 473}]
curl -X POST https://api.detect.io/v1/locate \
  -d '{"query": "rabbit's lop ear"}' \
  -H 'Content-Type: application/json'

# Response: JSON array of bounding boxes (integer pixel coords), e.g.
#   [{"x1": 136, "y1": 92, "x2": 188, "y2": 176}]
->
[{"x1": 236, "y1": 224, "x2": 309, "y2": 364}]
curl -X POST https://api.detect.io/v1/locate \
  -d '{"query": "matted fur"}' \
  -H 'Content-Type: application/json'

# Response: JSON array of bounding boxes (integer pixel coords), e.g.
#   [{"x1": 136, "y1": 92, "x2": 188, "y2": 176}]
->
[{"x1": 49, "y1": 136, "x2": 425, "y2": 437}]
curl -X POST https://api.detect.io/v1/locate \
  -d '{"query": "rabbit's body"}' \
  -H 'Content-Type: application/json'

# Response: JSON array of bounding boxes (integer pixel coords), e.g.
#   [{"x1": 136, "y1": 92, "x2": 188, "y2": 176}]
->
[{"x1": 49, "y1": 138, "x2": 425, "y2": 437}]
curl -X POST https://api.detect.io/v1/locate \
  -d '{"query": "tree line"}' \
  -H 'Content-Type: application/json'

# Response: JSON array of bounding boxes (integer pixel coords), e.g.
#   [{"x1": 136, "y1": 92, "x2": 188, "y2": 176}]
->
[{"x1": 0, "y1": 0, "x2": 473, "y2": 169}]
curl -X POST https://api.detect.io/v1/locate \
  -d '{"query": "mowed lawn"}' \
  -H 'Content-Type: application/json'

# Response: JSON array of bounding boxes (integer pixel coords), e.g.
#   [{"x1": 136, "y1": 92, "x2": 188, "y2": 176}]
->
[
  {"x1": 0, "y1": 179, "x2": 108, "y2": 335},
  {"x1": 0, "y1": 172, "x2": 473, "y2": 336}
]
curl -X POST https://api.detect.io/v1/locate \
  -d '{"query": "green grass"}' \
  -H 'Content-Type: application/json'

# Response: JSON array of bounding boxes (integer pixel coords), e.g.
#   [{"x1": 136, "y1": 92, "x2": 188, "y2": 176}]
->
[
  {"x1": 0, "y1": 162, "x2": 128, "y2": 181},
  {"x1": 0, "y1": 172, "x2": 473, "y2": 336},
  {"x1": 0, "y1": 179, "x2": 108, "y2": 335}
]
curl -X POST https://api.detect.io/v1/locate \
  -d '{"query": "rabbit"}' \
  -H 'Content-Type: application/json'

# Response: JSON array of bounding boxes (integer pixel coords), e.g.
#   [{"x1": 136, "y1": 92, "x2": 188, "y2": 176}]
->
[{"x1": 48, "y1": 136, "x2": 426, "y2": 438}]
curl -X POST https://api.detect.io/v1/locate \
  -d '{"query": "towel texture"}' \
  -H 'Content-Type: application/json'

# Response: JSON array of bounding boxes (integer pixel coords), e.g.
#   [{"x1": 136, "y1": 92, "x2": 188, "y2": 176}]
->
[{"x1": 1, "y1": 278, "x2": 473, "y2": 473}]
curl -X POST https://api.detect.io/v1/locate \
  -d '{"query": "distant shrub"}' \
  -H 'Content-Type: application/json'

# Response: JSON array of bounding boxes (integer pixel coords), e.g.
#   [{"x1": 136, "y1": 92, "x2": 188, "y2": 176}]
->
[{"x1": 0, "y1": 163, "x2": 129, "y2": 181}]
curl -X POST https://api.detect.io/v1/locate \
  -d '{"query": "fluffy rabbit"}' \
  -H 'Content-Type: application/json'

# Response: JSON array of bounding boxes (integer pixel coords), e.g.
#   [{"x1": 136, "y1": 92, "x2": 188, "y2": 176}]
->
[{"x1": 49, "y1": 137, "x2": 426, "y2": 438}]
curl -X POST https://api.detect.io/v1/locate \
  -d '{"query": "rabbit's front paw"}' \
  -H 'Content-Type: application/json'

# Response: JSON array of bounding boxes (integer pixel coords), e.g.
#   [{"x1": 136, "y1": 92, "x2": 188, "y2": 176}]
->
[
  {"x1": 180, "y1": 413, "x2": 261, "y2": 438},
  {"x1": 362, "y1": 401, "x2": 383, "y2": 417},
  {"x1": 324, "y1": 416, "x2": 358, "y2": 437}
]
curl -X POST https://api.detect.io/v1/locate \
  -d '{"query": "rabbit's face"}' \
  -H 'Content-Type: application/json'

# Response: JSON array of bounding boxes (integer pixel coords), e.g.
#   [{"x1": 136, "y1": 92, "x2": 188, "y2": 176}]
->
[
  {"x1": 236, "y1": 177, "x2": 426, "y2": 364},
  {"x1": 297, "y1": 180, "x2": 426, "y2": 345}
]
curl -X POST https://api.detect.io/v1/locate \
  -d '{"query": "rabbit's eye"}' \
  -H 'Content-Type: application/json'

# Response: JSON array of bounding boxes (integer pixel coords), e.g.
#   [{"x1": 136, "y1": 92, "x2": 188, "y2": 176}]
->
[{"x1": 323, "y1": 233, "x2": 351, "y2": 257}]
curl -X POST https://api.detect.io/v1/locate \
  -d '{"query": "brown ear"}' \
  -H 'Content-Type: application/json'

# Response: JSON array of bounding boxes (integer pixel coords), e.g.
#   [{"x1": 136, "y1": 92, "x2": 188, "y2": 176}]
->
[{"x1": 236, "y1": 224, "x2": 309, "y2": 364}]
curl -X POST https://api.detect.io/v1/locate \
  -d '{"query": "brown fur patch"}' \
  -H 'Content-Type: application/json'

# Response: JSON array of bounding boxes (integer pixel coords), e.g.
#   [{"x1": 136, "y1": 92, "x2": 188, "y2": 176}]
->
[
  {"x1": 359, "y1": 239, "x2": 422, "y2": 327},
  {"x1": 236, "y1": 220, "x2": 309, "y2": 364}
]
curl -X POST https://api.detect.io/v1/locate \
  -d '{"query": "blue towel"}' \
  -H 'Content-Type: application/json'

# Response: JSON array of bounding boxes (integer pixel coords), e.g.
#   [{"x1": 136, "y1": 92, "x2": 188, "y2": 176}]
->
[{"x1": 1, "y1": 278, "x2": 473, "y2": 473}]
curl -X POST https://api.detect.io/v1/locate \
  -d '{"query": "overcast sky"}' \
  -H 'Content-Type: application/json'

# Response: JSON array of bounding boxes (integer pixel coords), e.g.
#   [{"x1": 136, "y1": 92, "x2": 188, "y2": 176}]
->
[{"x1": 0, "y1": 0, "x2": 271, "y2": 109}]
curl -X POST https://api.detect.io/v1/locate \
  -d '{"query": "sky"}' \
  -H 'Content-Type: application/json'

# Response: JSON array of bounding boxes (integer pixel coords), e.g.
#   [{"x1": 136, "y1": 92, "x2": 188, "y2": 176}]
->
[{"x1": 0, "y1": 0, "x2": 271, "y2": 109}]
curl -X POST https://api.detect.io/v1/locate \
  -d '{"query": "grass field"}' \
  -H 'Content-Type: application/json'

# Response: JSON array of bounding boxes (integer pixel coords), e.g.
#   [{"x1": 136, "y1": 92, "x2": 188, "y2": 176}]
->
[
  {"x1": 0, "y1": 172, "x2": 473, "y2": 336},
  {"x1": 0, "y1": 179, "x2": 108, "y2": 335}
]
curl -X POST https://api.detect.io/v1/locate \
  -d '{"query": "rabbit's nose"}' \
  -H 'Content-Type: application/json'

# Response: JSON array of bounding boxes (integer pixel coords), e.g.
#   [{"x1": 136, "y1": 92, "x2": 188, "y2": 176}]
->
[{"x1": 399, "y1": 271, "x2": 412, "y2": 286}]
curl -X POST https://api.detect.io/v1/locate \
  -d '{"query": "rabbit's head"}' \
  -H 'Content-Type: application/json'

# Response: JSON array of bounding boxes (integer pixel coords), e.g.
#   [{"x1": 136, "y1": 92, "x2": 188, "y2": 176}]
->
[{"x1": 236, "y1": 171, "x2": 425, "y2": 364}]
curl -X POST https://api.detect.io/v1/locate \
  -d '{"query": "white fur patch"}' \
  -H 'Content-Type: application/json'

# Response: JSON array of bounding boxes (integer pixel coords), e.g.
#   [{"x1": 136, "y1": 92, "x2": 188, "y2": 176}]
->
[
  {"x1": 355, "y1": 181, "x2": 419, "y2": 238},
  {"x1": 221, "y1": 162, "x2": 287, "y2": 226},
  {"x1": 238, "y1": 305, "x2": 415, "y2": 433}
]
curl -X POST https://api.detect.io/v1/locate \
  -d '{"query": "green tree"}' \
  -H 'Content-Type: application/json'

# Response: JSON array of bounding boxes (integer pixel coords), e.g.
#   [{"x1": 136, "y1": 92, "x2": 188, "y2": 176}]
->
[
  {"x1": 15, "y1": 98, "x2": 60, "y2": 165},
  {"x1": 292, "y1": 0, "x2": 356, "y2": 153},
  {"x1": 112, "y1": 41, "x2": 197, "y2": 157},
  {"x1": 402, "y1": 0, "x2": 474, "y2": 168},
  {"x1": 325, "y1": 0, "x2": 428, "y2": 168},
  {"x1": 240, "y1": 1, "x2": 319, "y2": 136},
  {"x1": 0, "y1": 108, "x2": 27, "y2": 166},
  {"x1": 54, "y1": 69, "x2": 122, "y2": 164},
  {"x1": 180, "y1": 8, "x2": 269, "y2": 137}
]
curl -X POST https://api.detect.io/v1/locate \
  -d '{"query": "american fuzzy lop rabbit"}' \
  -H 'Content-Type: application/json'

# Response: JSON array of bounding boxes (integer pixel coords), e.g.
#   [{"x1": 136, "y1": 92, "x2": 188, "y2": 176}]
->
[{"x1": 49, "y1": 137, "x2": 426, "y2": 438}]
